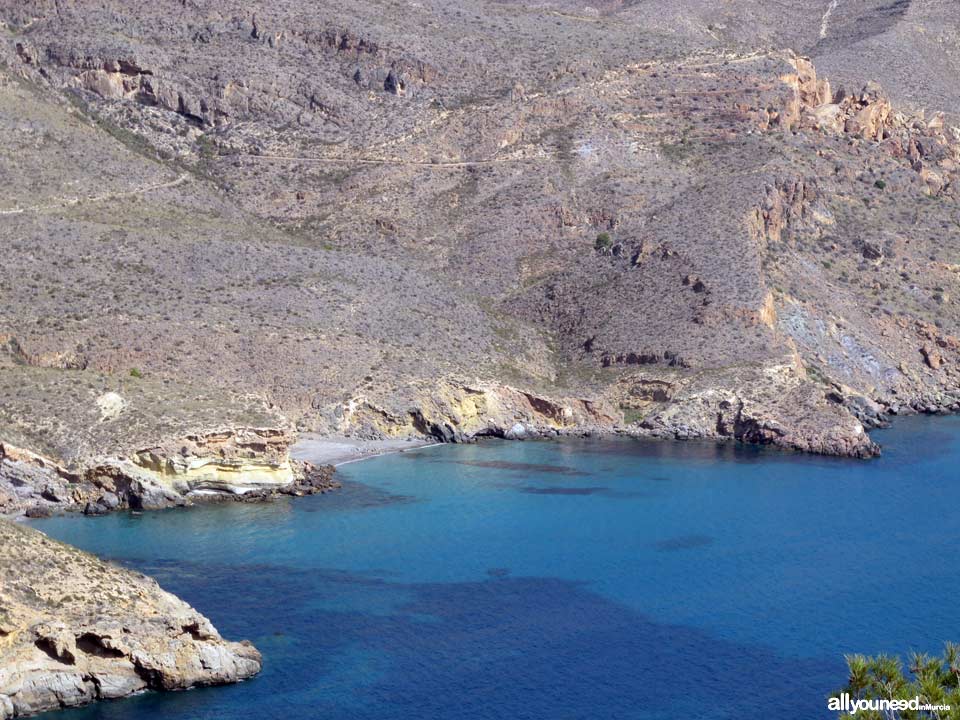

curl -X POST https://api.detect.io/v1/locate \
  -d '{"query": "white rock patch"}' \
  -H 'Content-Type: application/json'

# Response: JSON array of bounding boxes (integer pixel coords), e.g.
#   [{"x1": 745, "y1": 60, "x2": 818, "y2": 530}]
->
[{"x1": 96, "y1": 392, "x2": 127, "y2": 422}]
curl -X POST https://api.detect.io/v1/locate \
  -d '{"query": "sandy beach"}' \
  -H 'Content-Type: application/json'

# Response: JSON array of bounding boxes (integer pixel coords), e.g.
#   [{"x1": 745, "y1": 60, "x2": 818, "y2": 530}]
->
[{"x1": 291, "y1": 435, "x2": 438, "y2": 467}]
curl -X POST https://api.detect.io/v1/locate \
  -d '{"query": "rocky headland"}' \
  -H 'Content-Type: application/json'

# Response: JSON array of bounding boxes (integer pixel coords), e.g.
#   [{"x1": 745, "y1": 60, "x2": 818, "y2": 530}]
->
[{"x1": 0, "y1": 520, "x2": 261, "y2": 717}]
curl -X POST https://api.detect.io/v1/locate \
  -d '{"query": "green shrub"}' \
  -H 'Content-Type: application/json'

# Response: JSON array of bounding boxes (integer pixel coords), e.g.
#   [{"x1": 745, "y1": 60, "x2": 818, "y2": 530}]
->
[
  {"x1": 129, "y1": 368, "x2": 143, "y2": 379},
  {"x1": 874, "y1": 179, "x2": 886, "y2": 190},
  {"x1": 595, "y1": 232, "x2": 612, "y2": 251}
]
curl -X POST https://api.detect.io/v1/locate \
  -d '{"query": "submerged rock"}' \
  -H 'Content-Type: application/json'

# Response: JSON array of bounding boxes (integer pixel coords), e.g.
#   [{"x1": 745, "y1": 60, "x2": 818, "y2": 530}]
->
[{"x1": 0, "y1": 521, "x2": 261, "y2": 717}]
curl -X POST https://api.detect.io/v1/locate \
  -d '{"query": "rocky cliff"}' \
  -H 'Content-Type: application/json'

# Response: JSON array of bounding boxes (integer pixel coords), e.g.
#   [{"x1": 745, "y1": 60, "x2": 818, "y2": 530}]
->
[{"x1": 0, "y1": 520, "x2": 261, "y2": 717}]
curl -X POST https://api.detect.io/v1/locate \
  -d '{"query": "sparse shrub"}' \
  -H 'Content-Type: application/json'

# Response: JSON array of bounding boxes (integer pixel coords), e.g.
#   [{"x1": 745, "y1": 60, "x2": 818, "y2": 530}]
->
[
  {"x1": 595, "y1": 232, "x2": 612, "y2": 251},
  {"x1": 874, "y1": 179, "x2": 886, "y2": 190},
  {"x1": 196, "y1": 134, "x2": 219, "y2": 159}
]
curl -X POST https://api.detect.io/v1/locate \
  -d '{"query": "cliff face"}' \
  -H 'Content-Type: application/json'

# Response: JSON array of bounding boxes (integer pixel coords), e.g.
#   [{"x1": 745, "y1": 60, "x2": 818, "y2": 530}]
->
[{"x1": 0, "y1": 521, "x2": 261, "y2": 717}]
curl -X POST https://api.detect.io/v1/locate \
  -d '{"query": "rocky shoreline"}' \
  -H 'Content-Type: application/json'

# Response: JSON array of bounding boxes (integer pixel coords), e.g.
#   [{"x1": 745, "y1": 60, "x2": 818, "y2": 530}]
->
[
  {"x1": 2, "y1": 368, "x2": 958, "y2": 524},
  {"x1": 0, "y1": 521, "x2": 262, "y2": 718},
  {"x1": 319, "y1": 371, "x2": 960, "y2": 460},
  {"x1": 0, "y1": 435, "x2": 338, "y2": 521},
  {"x1": 311, "y1": 375, "x2": 898, "y2": 460}
]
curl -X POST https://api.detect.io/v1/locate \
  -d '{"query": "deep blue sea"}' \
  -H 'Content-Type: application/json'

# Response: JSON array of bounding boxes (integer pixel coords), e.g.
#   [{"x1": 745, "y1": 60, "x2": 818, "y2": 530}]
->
[{"x1": 32, "y1": 415, "x2": 960, "y2": 720}]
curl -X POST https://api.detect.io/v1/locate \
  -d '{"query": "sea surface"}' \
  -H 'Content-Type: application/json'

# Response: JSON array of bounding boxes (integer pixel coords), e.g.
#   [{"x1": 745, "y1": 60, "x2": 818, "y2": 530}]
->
[{"x1": 33, "y1": 415, "x2": 960, "y2": 720}]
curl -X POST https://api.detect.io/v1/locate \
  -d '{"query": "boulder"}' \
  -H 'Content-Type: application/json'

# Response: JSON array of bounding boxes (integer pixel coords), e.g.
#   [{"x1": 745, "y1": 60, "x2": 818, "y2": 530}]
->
[
  {"x1": 99, "y1": 491, "x2": 121, "y2": 509},
  {"x1": 83, "y1": 501, "x2": 108, "y2": 516},
  {"x1": 505, "y1": 422, "x2": 528, "y2": 440},
  {"x1": 921, "y1": 345, "x2": 944, "y2": 370}
]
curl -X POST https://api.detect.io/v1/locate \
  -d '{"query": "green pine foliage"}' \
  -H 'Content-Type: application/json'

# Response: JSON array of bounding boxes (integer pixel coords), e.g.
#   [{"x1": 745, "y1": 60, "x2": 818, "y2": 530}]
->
[{"x1": 835, "y1": 644, "x2": 960, "y2": 719}]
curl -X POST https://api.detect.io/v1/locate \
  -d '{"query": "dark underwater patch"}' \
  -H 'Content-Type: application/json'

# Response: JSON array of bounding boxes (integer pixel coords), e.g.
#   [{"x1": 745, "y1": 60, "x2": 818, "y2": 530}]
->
[
  {"x1": 565, "y1": 435, "x2": 774, "y2": 464},
  {"x1": 488, "y1": 481, "x2": 653, "y2": 499},
  {"x1": 78, "y1": 557, "x2": 837, "y2": 720},
  {"x1": 298, "y1": 479, "x2": 416, "y2": 511},
  {"x1": 454, "y1": 460, "x2": 590, "y2": 476},
  {"x1": 655, "y1": 534, "x2": 715, "y2": 552},
  {"x1": 518, "y1": 486, "x2": 609, "y2": 495}
]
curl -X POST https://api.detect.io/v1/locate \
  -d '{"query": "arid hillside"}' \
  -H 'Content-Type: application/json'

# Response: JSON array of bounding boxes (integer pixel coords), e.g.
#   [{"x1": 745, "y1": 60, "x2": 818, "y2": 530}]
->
[{"x1": 1, "y1": 0, "x2": 959, "y2": 467}]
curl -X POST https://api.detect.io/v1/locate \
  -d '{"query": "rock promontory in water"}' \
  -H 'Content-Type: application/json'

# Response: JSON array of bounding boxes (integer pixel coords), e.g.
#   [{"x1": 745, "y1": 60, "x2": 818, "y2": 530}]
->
[{"x1": 0, "y1": 521, "x2": 262, "y2": 717}]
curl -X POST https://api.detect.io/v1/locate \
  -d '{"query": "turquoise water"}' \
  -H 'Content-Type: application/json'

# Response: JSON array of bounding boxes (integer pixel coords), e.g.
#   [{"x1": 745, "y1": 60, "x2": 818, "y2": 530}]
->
[{"x1": 33, "y1": 415, "x2": 960, "y2": 720}]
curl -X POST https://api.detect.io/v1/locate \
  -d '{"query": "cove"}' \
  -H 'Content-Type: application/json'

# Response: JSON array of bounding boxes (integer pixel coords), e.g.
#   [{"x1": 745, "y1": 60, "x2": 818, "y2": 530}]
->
[{"x1": 32, "y1": 414, "x2": 960, "y2": 720}]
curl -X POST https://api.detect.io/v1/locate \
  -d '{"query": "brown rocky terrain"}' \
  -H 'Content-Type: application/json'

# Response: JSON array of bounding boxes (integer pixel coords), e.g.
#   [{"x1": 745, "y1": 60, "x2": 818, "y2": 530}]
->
[
  {"x1": 0, "y1": 520, "x2": 262, "y2": 717},
  {"x1": 0, "y1": 0, "x2": 958, "y2": 476}
]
